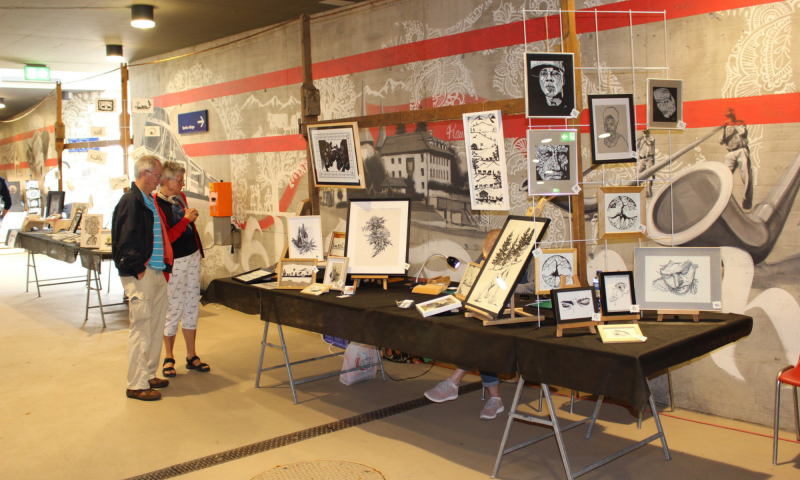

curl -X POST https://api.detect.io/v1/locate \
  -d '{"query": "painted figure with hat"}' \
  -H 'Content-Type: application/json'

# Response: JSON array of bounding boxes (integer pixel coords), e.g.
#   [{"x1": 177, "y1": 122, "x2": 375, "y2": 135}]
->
[{"x1": 720, "y1": 108, "x2": 753, "y2": 209}]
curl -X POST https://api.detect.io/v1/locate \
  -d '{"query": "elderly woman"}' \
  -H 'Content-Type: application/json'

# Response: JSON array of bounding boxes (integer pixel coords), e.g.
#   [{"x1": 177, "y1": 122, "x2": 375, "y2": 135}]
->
[{"x1": 153, "y1": 161, "x2": 209, "y2": 376}]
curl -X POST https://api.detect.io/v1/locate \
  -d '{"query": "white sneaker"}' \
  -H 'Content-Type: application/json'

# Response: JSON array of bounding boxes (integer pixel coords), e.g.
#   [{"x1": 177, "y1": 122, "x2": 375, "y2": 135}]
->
[
  {"x1": 480, "y1": 397, "x2": 504, "y2": 419},
  {"x1": 424, "y1": 378, "x2": 459, "y2": 403}
]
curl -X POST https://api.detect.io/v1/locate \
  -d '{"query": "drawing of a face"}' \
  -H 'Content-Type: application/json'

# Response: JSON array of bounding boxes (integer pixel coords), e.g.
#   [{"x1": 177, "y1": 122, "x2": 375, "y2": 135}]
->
[
  {"x1": 87, "y1": 217, "x2": 100, "y2": 235},
  {"x1": 537, "y1": 66, "x2": 565, "y2": 105},
  {"x1": 606, "y1": 195, "x2": 638, "y2": 230},
  {"x1": 603, "y1": 108, "x2": 618, "y2": 136},
  {"x1": 535, "y1": 145, "x2": 570, "y2": 181},
  {"x1": 608, "y1": 281, "x2": 629, "y2": 303},
  {"x1": 559, "y1": 292, "x2": 594, "y2": 319},
  {"x1": 653, "y1": 260, "x2": 699, "y2": 296},
  {"x1": 653, "y1": 88, "x2": 676, "y2": 119}
]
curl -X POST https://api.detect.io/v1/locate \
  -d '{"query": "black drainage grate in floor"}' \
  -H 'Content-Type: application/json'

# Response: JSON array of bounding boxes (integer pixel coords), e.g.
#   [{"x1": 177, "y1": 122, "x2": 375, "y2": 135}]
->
[{"x1": 125, "y1": 382, "x2": 482, "y2": 480}]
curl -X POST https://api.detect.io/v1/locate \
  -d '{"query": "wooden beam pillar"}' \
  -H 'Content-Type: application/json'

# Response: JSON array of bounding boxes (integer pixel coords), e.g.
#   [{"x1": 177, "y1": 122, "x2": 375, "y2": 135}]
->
[
  {"x1": 120, "y1": 64, "x2": 131, "y2": 190},
  {"x1": 300, "y1": 14, "x2": 321, "y2": 215},
  {"x1": 55, "y1": 82, "x2": 65, "y2": 191}
]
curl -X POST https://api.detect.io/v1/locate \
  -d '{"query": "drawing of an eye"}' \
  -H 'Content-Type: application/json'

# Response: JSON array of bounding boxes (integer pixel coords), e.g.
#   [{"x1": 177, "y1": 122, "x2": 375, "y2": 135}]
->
[
  {"x1": 576, "y1": 297, "x2": 591, "y2": 307},
  {"x1": 560, "y1": 300, "x2": 575, "y2": 310},
  {"x1": 607, "y1": 195, "x2": 638, "y2": 230}
]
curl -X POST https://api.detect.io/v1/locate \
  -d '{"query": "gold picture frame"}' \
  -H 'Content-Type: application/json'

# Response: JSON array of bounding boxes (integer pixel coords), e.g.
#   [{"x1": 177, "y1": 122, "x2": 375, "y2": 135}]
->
[
  {"x1": 534, "y1": 248, "x2": 578, "y2": 295},
  {"x1": 307, "y1": 121, "x2": 366, "y2": 189},
  {"x1": 596, "y1": 186, "x2": 646, "y2": 240},
  {"x1": 597, "y1": 323, "x2": 645, "y2": 343},
  {"x1": 327, "y1": 231, "x2": 346, "y2": 258},
  {"x1": 276, "y1": 258, "x2": 318, "y2": 290}
]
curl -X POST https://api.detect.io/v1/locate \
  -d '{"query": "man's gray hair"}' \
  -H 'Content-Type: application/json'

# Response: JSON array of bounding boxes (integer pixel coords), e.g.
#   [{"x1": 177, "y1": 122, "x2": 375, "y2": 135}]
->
[
  {"x1": 162, "y1": 161, "x2": 186, "y2": 181},
  {"x1": 133, "y1": 155, "x2": 162, "y2": 179}
]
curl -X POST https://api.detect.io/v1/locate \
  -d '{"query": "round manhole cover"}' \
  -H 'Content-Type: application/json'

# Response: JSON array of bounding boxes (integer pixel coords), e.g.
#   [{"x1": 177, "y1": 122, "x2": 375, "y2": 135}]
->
[{"x1": 253, "y1": 460, "x2": 385, "y2": 480}]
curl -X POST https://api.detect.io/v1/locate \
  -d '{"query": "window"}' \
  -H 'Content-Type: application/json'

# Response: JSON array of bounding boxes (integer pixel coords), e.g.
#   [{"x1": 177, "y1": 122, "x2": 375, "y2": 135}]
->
[
  {"x1": 398, "y1": 158, "x2": 402, "y2": 164},
  {"x1": 398, "y1": 170, "x2": 402, "y2": 177},
  {"x1": 421, "y1": 168, "x2": 425, "y2": 176},
  {"x1": 407, "y1": 157, "x2": 413, "y2": 164},
  {"x1": 391, "y1": 171, "x2": 395, "y2": 177},
  {"x1": 422, "y1": 182, "x2": 425, "y2": 189},
  {"x1": 391, "y1": 158, "x2": 395, "y2": 164}
]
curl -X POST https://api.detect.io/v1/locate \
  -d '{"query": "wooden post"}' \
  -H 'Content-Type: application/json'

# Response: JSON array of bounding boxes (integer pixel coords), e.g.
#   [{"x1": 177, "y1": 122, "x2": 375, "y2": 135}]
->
[
  {"x1": 561, "y1": 0, "x2": 588, "y2": 287},
  {"x1": 55, "y1": 82, "x2": 65, "y2": 191},
  {"x1": 120, "y1": 64, "x2": 131, "y2": 191},
  {"x1": 300, "y1": 14, "x2": 321, "y2": 215}
]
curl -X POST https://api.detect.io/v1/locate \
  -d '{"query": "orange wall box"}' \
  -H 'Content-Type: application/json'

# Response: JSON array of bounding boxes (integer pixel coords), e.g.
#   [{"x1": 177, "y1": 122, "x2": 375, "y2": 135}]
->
[{"x1": 209, "y1": 182, "x2": 232, "y2": 217}]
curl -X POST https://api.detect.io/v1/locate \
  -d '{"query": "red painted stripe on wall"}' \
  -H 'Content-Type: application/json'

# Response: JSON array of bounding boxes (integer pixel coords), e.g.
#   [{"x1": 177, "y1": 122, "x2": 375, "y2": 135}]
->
[
  {"x1": 181, "y1": 134, "x2": 306, "y2": 157},
  {"x1": 0, "y1": 157, "x2": 57, "y2": 171},
  {"x1": 0, "y1": 125, "x2": 56, "y2": 146}
]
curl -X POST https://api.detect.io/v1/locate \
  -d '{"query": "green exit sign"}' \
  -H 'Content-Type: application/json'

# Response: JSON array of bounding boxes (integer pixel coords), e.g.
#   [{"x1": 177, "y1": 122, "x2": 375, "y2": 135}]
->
[
  {"x1": 24, "y1": 65, "x2": 50, "y2": 81},
  {"x1": 560, "y1": 132, "x2": 576, "y2": 142}
]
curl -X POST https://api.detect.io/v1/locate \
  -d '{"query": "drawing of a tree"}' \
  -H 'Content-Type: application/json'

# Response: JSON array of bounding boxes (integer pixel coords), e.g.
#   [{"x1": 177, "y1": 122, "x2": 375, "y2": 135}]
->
[
  {"x1": 291, "y1": 223, "x2": 317, "y2": 255},
  {"x1": 362, "y1": 215, "x2": 393, "y2": 258}
]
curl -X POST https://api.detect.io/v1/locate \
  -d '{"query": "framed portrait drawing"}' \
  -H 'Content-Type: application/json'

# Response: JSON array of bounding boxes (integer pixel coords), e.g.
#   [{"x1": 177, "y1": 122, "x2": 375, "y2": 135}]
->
[
  {"x1": 597, "y1": 186, "x2": 646, "y2": 240},
  {"x1": 551, "y1": 287, "x2": 597, "y2": 324},
  {"x1": 588, "y1": 94, "x2": 637, "y2": 164},
  {"x1": 646, "y1": 78, "x2": 683, "y2": 130},
  {"x1": 277, "y1": 258, "x2": 318, "y2": 290},
  {"x1": 598, "y1": 271, "x2": 636, "y2": 317},
  {"x1": 287, "y1": 215, "x2": 324, "y2": 261},
  {"x1": 454, "y1": 261, "x2": 482, "y2": 301},
  {"x1": 97, "y1": 229, "x2": 112, "y2": 253},
  {"x1": 634, "y1": 247, "x2": 722, "y2": 311},
  {"x1": 71, "y1": 202, "x2": 89, "y2": 219},
  {"x1": 598, "y1": 323, "x2": 645, "y2": 343},
  {"x1": 527, "y1": 129, "x2": 579, "y2": 196},
  {"x1": 464, "y1": 216, "x2": 551, "y2": 318},
  {"x1": 534, "y1": 248, "x2": 578, "y2": 295},
  {"x1": 327, "y1": 231, "x2": 346, "y2": 258},
  {"x1": 323, "y1": 256, "x2": 349, "y2": 291},
  {"x1": 345, "y1": 198, "x2": 411, "y2": 275},
  {"x1": 45, "y1": 191, "x2": 65, "y2": 218},
  {"x1": 307, "y1": 122, "x2": 366, "y2": 188},
  {"x1": 79, "y1": 214, "x2": 103, "y2": 248},
  {"x1": 462, "y1": 110, "x2": 510, "y2": 210},
  {"x1": 524, "y1": 52, "x2": 576, "y2": 118}
]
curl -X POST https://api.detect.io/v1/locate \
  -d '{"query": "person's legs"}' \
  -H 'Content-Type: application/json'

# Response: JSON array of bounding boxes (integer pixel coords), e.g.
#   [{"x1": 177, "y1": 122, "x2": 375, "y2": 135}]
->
[
  {"x1": 181, "y1": 251, "x2": 203, "y2": 364},
  {"x1": 738, "y1": 149, "x2": 753, "y2": 209},
  {"x1": 146, "y1": 271, "x2": 168, "y2": 381},
  {"x1": 122, "y1": 269, "x2": 160, "y2": 397},
  {"x1": 479, "y1": 371, "x2": 504, "y2": 419},
  {"x1": 424, "y1": 368, "x2": 468, "y2": 403},
  {"x1": 162, "y1": 260, "x2": 185, "y2": 375}
]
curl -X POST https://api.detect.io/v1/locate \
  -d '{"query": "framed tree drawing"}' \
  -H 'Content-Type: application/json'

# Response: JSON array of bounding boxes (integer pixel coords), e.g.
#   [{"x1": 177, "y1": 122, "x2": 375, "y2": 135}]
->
[
  {"x1": 287, "y1": 215, "x2": 324, "y2": 261},
  {"x1": 345, "y1": 198, "x2": 411, "y2": 275},
  {"x1": 524, "y1": 52, "x2": 576, "y2": 118},
  {"x1": 454, "y1": 261, "x2": 482, "y2": 301},
  {"x1": 646, "y1": 78, "x2": 683, "y2": 130},
  {"x1": 79, "y1": 214, "x2": 103, "y2": 248},
  {"x1": 464, "y1": 216, "x2": 551, "y2": 318},
  {"x1": 588, "y1": 94, "x2": 637, "y2": 164},
  {"x1": 277, "y1": 258, "x2": 318, "y2": 290},
  {"x1": 598, "y1": 271, "x2": 636, "y2": 317},
  {"x1": 634, "y1": 247, "x2": 722, "y2": 311},
  {"x1": 307, "y1": 122, "x2": 366, "y2": 188},
  {"x1": 534, "y1": 248, "x2": 578, "y2": 295},
  {"x1": 327, "y1": 231, "x2": 346, "y2": 257},
  {"x1": 323, "y1": 256, "x2": 349, "y2": 291},
  {"x1": 551, "y1": 287, "x2": 598, "y2": 324},
  {"x1": 597, "y1": 186, "x2": 646, "y2": 240},
  {"x1": 527, "y1": 129, "x2": 578, "y2": 196},
  {"x1": 462, "y1": 110, "x2": 510, "y2": 210}
]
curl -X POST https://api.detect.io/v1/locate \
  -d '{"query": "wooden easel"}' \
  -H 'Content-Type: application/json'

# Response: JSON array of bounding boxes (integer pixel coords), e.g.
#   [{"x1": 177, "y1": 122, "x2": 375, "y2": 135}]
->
[
  {"x1": 465, "y1": 296, "x2": 541, "y2": 326},
  {"x1": 555, "y1": 275, "x2": 598, "y2": 337},
  {"x1": 352, "y1": 275, "x2": 388, "y2": 290},
  {"x1": 525, "y1": 197, "x2": 548, "y2": 217},
  {"x1": 657, "y1": 309, "x2": 700, "y2": 322}
]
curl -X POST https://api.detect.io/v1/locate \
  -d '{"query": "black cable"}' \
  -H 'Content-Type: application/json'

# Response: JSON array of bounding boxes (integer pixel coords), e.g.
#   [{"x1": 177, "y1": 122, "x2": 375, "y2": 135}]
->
[{"x1": 382, "y1": 359, "x2": 435, "y2": 382}]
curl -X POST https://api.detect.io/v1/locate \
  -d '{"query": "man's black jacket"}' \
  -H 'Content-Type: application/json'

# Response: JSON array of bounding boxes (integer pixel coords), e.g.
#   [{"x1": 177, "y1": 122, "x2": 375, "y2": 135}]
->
[{"x1": 112, "y1": 183, "x2": 173, "y2": 277}]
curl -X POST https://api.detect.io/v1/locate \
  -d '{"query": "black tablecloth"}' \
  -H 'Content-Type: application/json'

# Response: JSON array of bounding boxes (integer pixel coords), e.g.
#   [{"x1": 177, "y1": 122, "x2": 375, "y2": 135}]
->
[
  {"x1": 201, "y1": 277, "x2": 263, "y2": 315},
  {"x1": 17, "y1": 230, "x2": 111, "y2": 271}
]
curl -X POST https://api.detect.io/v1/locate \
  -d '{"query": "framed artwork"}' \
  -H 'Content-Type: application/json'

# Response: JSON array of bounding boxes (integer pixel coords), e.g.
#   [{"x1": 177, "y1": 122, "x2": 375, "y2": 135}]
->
[
  {"x1": 45, "y1": 191, "x2": 65, "y2": 218},
  {"x1": 534, "y1": 248, "x2": 578, "y2": 295},
  {"x1": 597, "y1": 186, "x2": 646, "y2": 240},
  {"x1": 232, "y1": 268, "x2": 276, "y2": 285},
  {"x1": 323, "y1": 256, "x2": 349, "y2": 291},
  {"x1": 300, "y1": 284, "x2": 331, "y2": 296},
  {"x1": 71, "y1": 202, "x2": 89, "y2": 219},
  {"x1": 464, "y1": 216, "x2": 551, "y2": 318},
  {"x1": 588, "y1": 94, "x2": 637, "y2": 164},
  {"x1": 462, "y1": 110, "x2": 510, "y2": 210},
  {"x1": 551, "y1": 287, "x2": 597, "y2": 324},
  {"x1": 527, "y1": 129, "x2": 579, "y2": 196},
  {"x1": 634, "y1": 247, "x2": 722, "y2": 311},
  {"x1": 287, "y1": 215, "x2": 324, "y2": 261},
  {"x1": 646, "y1": 78, "x2": 683, "y2": 130},
  {"x1": 277, "y1": 258, "x2": 318, "y2": 290},
  {"x1": 69, "y1": 211, "x2": 83, "y2": 233},
  {"x1": 598, "y1": 323, "x2": 645, "y2": 343},
  {"x1": 327, "y1": 231, "x2": 346, "y2": 258},
  {"x1": 79, "y1": 214, "x2": 103, "y2": 248},
  {"x1": 454, "y1": 262, "x2": 482, "y2": 301},
  {"x1": 6, "y1": 229, "x2": 19, "y2": 248},
  {"x1": 307, "y1": 122, "x2": 366, "y2": 188},
  {"x1": 525, "y1": 52, "x2": 577, "y2": 118},
  {"x1": 97, "y1": 230, "x2": 112, "y2": 253},
  {"x1": 598, "y1": 271, "x2": 636, "y2": 317},
  {"x1": 416, "y1": 295, "x2": 462, "y2": 318},
  {"x1": 345, "y1": 198, "x2": 411, "y2": 275}
]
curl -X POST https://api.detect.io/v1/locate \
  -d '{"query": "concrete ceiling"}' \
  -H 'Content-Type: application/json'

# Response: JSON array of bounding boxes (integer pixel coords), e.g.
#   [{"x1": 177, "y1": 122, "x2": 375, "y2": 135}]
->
[{"x1": 0, "y1": 0, "x2": 364, "y2": 120}]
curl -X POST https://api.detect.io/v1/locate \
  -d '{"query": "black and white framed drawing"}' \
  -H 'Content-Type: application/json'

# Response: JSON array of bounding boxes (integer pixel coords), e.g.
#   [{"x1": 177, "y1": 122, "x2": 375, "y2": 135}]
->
[
  {"x1": 462, "y1": 110, "x2": 510, "y2": 210},
  {"x1": 551, "y1": 287, "x2": 597, "y2": 324},
  {"x1": 79, "y1": 214, "x2": 103, "y2": 248},
  {"x1": 45, "y1": 191, "x2": 65, "y2": 218},
  {"x1": 277, "y1": 258, "x2": 318, "y2": 290},
  {"x1": 323, "y1": 256, "x2": 349, "y2": 291},
  {"x1": 69, "y1": 211, "x2": 83, "y2": 233},
  {"x1": 534, "y1": 248, "x2": 578, "y2": 295},
  {"x1": 588, "y1": 94, "x2": 637, "y2": 164},
  {"x1": 646, "y1": 78, "x2": 683, "y2": 130},
  {"x1": 527, "y1": 129, "x2": 578, "y2": 196},
  {"x1": 464, "y1": 216, "x2": 551, "y2": 318},
  {"x1": 287, "y1": 215, "x2": 324, "y2": 261},
  {"x1": 70, "y1": 202, "x2": 89, "y2": 220},
  {"x1": 416, "y1": 295, "x2": 462, "y2": 318},
  {"x1": 634, "y1": 247, "x2": 722, "y2": 311},
  {"x1": 454, "y1": 261, "x2": 482, "y2": 301},
  {"x1": 308, "y1": 122, "x2": 366, "y2": 188},
  {"x1": 327, "y1": 231, "x2": 346, "y2": 258},
  {"x1": 597, "y1": 186, "x2": 646, "y2": 240},
  {"x1": 598, "y1": 271, "x2": 636, "y2": 316},
  {"x1": 598, "y1": 323, "x2": 645, "y2": 343},
  {"x1": 345, "y1": 198, "x2": 411, "y2": 275},
  {"x1": 525, "y1": 52, "x2": 576, "y2": 118}
]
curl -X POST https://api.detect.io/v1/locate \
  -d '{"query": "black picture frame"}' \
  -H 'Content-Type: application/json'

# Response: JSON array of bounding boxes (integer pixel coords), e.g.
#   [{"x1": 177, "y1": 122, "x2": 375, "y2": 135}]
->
[
  {"x1": 69, "y1": 211, "x2": 83, "y2": 233},
  {"x1": 45, "y1": 191, "x2": 65, "y2": 217},
  {"x1": 552, "y1": 286, "x2": 598, "y2": 324},
  {"x1": 524, "y1": 52, "x2": 576, "y2": 119},
  {"x1": 344, "y1": 197, "x2": 411, "y2": 275},
  {"x1": 598, "y1": 271, "x2": 636, "y2": 316},
  {"x1": 588, "y1": 94, "x2": 637, "y2": 164},
  {"x1": 232, "y1": 268, "x2": 276, "y2": 285}
]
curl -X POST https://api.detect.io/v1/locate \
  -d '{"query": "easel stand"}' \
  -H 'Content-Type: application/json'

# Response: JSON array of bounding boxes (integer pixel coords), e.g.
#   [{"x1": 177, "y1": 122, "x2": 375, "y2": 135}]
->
[
  {"x1": 465, "y1": 296, "x2": 542, "y2": 326},
  {"x1": 600, "y1": 314, "x2": 639, "y2": 324},
  {"x1": 353, "y1": 275, "x2": 388, "y2": 290},
  {"x1": 657, "y1": 309, "x2": 700, "y2": 322},
  {"x1": 555, "y1": 275, "x2": 597, "y2": 337}
]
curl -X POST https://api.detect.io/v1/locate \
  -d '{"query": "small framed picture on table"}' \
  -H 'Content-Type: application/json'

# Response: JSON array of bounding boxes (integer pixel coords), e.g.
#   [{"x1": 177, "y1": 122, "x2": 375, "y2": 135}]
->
[
  {"x1": 323, "y1": 256, "x2": 349, "y2": 291},
  {"x1": 551, "y1": 286, "x2": 597, "y2": 325},
  {"x1": 598, "y1": 271, "x2": 636, "y2": 317},
  {"x1": 277, "y1": 258, "x2": 318, "y2": 290}
]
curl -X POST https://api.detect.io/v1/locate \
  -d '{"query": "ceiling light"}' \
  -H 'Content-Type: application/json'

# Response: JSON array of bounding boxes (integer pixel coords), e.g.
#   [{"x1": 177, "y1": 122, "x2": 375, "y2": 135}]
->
[
  {"x1": 0, "y1": 98, "x2": 5, "y2": 109},
  {"x1": 106, "y1": 44, "x2": 124, "y2": 63},
  {"x1": 131, "y1": 4, "x2": 155, "y2": 28}
]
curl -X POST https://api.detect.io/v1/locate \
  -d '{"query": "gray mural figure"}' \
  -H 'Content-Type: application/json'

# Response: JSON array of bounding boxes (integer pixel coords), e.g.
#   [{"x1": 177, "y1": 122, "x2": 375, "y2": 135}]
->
[
  {"x1": 636, "y1": 129, "x2": 656, "y2": 197},
  {"x1": 720, "y1": 109, "x2": 753, "y2": 210}
]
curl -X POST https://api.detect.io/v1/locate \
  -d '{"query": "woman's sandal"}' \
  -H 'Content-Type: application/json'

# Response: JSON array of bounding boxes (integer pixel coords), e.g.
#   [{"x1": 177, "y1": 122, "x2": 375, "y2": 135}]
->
[
  {"x1": 162, "y1": 358, "x2": 177, "y2": 377},
  {"x1": 186, "y1": 355, "x2": 211, "y2": 373}
]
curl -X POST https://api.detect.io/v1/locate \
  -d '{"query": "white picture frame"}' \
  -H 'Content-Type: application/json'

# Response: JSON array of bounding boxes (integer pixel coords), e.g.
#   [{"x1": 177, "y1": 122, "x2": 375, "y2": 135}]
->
[
  {"x1": 598, "y1": 323, "x2": 645, "y2": 343},
  {"x1": 634, "y1": 247, "x2": 722, "y2": 311},
  {"x1": 79, "y1": 214, "x2": 103, "y2": 248},
  {"x1": 345, "y1": 198, "x2": 411, "y2": 275},
  {"x1": 527, "y1": 129, "x2": 579, "y2": 196},
  {"x1": 416, "y1": 295, "x2": 462, "y2": 318},
  {"x1": 97, "y1": 229, "x2": 112, "y2": 252},
  {"x1": 287, "y1": 215, "x2": 324, "y2": 261},
  {"x1": 323, "y1": 256, "x2": 349, "y2": 292},
  {"x1": 462, "y1": 110, "x2": 510, "y2": 210}
]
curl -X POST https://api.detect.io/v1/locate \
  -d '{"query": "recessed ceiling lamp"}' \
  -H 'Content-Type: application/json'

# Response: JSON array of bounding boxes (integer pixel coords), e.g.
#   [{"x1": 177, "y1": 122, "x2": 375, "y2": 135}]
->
[
  {"x1": 131, "y1": 4, "x2": 155, "y2": 28},
  {"x1": 0, "y1": 98, "x2": 5, "y2": 109},
  {"x1": 106, "y1": 44, "x2": 124, "y2": 63}
]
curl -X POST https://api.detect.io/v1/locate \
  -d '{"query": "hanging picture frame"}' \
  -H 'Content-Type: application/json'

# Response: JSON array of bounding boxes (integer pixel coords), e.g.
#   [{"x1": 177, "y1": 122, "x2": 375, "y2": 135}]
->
[
  {"x1": 323, "y1": 256, "x2": 349, "y2": 291},
  {"x1": 633, "y1": 247, "x2": 722, "y2": 311},
  {"x1": 345, "y1": 198, "x2": 411, "y2": 275},
  {"x1": 454, "y1": 261, "x2": 482, "y2": 301},
  {"x1": 597, "y1": 186, "x2": 646, "y2": 240},
  {"x1": 79, "y1": 214, "x2": 103, "y2": 248},
  {"x1": 646, "y1": 78, "x2": 683, "y2": 130},
  {"x1": 527, "y1": 129, "x2": 579, "y2": 196},
  {"x1": 307, "y1": 122, "x2": 366, "y2": 189},
  {"x1": 534, "y1": 248, "x2": 578, "y2": 295},
  {"x1": 552, "y1": 287, "x2": 598, "y2": 324},
  {"x1": 287, "y1": 215, "x2": 324, "y2": 261},
  {"x1": 598, "y1": 271, "x2": 636, "y2": 317},
  {"x1": 462, "y1": 110, "x2": 510, "y2": 210},
  {"x1": 277, "y1": 258, "x2": 318, "y2": 290},
  {"x1": 45, "y1": 191, "x2": 65, "y2": 218},
  {"x1": 588, "y1": 94, "x2": 637, "y2": 164},
  {"x1": 525, "y1": 52, "x2": 577, "y2": 118},
  {"x1": 464, "y1": 216, "x2": 551, "y2": 319},
  {"x1": 327, "y1": 231, "x2": 346, "y2": 258}
]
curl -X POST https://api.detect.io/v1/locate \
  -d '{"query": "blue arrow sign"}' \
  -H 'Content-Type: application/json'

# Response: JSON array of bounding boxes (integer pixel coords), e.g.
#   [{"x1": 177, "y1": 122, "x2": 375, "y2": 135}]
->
[{"x1": 178, "y1": 110, "x2": 208, "y2": 134}]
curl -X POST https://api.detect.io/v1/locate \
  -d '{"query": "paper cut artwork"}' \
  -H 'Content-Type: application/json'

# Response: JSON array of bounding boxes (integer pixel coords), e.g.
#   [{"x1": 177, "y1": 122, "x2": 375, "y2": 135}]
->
[
  {"x1": 462, "y1": 111, "x2": 510, "y2": 211},
  {"x1": 525, "y1": 52, "x2": 577, "y2": 119},
  {"x1": 277, "y1": 259, "x2": 318, "y2": 289},
  {"x1": 308, "y1": 122, "x2": 366, "y2": 188},
  {"x1": 646, "y1": 79, "x2": 683, "y2": 130},
  {"x1": 527, "y1": 129, "x2": 579, "y2": 196},
  {"x1": 588, "y1": 94, "x2": 637, "y2": 164},
  {"x1": 534, "y1": 248, "x2": 577, "y2": 295},
  {"x1": 597, "y1": 186, "x2": 646, "y2": 240},
  {"x1": 598, "y1": 271, "x2": 635, "y2": 316}
]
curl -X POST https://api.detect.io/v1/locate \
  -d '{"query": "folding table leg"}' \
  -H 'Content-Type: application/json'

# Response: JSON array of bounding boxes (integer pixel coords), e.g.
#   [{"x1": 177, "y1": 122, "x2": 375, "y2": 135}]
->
[
  {"x1": 84, "y1": 267, "x2": 92, "y2": 321},
  {"x1": 254, "y1": 321, "x2": 270, "y2": 388},
  {"x1": 667, "y1": 369, "x2": 675, "y2": 412},
  {"x1": 28, "y1": 252, "x2": 41, "y2": 297},
  {"x1": 585, "y1": 395, "x2": 604, "y2": 439},
  {"x1": 491, "y1": 377, "x2": 526, "y2": 478},
  {"x1": 647, "y1": 378, "x2": 672, "y2": 460},
  {"x1": 93, "y1": 268, "x2": 107, "y2": 328},
  {"x1": 543, "y1": 383, "x2": 575, "y2": 480},
  {"x1": 570, "y1": 389, "x2": 577, "y2": 414},
  {"x1": 277, "y1": 324, "x2": 299, "y2": 405},
  {"x1": 374, "y1": 346, "x2": 387, "y2": 382}
]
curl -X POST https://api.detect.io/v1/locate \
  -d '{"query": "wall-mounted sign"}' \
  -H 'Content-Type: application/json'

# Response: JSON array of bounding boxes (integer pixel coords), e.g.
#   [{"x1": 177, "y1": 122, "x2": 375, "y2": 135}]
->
[
  {"x1": 24, "y1": 65, "x2": 50, "y2": 81},
  {"x1": 131, "y1": 145, "x2": 148, "y2": 162},
  {"x1": 87, "y1": 150, "x2": 107, "y2": 165},
  {"x1": 90, "y1": 126, "x2": 106, "y2": 137},
  {"x1": 132, "y1": 98, "x2": 154, "y2": 114},
  {"x1": 66, "y1": 138, "x2": 99, "y2": 152},
  {"x1": 96, "y1": 98, "x2": 116, "y2": 112},
  {"x1": 144, "y1": 126, "x2": 160, "y2": 137},
  {"x1": 178, "y1": 110, "x2": 208, "y2": 134},
  {"x1": 109, "y1": 175, "x2": 129, "y2": 191}
]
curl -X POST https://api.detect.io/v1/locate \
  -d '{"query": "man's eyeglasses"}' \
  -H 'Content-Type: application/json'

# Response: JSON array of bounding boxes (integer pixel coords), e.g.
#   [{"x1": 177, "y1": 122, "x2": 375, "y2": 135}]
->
[{"x1": 145, "y1": 170, "x2": 162, "y2": 180}]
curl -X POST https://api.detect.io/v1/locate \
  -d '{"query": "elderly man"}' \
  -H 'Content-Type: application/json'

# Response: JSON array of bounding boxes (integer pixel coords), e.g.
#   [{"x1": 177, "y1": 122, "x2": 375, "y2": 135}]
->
[
  {"x1": 527, "y1": 60, "x2": 572, "y2": 115},
  {"x1": 0, "y1": 175, "x2": 11, "y2": 219},
  {"x1": 112, "y1": 155, "x2": 174, "y2": 401}
]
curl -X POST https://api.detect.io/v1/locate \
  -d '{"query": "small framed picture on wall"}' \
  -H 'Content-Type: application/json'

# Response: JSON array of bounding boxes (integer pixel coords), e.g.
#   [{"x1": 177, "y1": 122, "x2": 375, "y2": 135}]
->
[
  {"x1": 588, "y1": 94, "x2": 637, "y2": 164},
  {"x1": 527, "y1": 129, "x2": 579, "y2": 196},
  {"x1": 646, "y1": 78, "x2": 683, "y2": 130},
  {"x1": 307, "y1": 122, "x2": 366, "y2": 189},
  {"x1": 597, "y1": 186, "x2": 646, "y2": 240},
  {"x1": 524, "y1": 52, "x2": 577, "y2": 118}
]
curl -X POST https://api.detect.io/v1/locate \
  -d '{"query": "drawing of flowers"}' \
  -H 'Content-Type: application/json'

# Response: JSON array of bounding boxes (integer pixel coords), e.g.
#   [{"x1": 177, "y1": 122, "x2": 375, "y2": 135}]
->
[{"x1": 362, "y1": 216, "x2": 393, "y2": 258}]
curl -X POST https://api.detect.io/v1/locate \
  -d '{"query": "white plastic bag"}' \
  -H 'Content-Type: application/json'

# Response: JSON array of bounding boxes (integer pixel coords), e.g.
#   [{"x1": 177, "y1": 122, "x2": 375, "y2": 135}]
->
[{"x1": 339, "y1": 342, "x2": 378, "y2": 385}]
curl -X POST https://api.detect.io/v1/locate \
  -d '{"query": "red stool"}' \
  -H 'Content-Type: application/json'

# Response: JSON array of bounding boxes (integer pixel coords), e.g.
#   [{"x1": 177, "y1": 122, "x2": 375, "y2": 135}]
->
[{"x1": 773, "y1": 356, "x2": 800, "y2": 465}]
